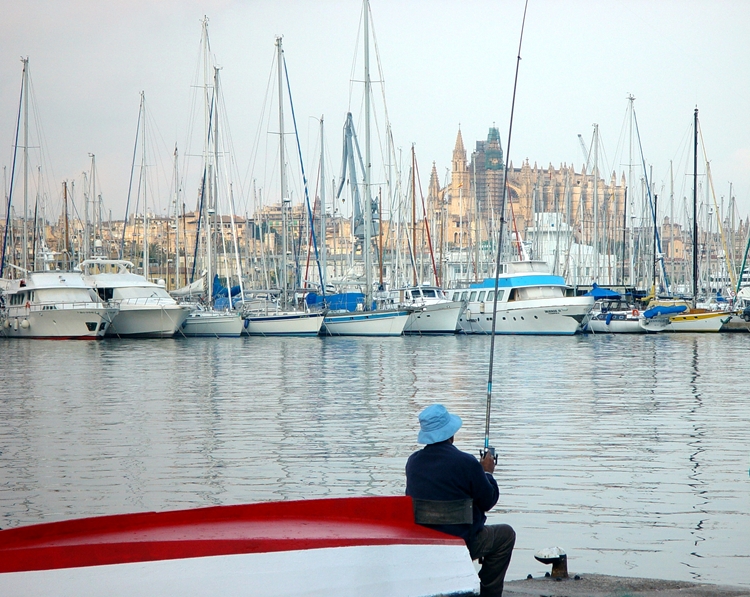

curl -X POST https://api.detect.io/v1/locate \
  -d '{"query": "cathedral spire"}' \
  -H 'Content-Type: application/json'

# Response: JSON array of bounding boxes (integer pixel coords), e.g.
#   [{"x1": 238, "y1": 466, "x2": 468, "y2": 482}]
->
[
  {"x1": 452, "y1": 126, "x2": 467, "y2": 173},
  {"x1": 429, "y1": 161, "x2": 440, "y2": 198},
  {"x1": 454, "y1": 126, "x2": 465, "y2": 156}
]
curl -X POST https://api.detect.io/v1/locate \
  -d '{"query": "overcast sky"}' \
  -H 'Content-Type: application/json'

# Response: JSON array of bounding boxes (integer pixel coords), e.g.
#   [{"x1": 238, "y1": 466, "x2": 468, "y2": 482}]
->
[{"x1": 2, "y1": 0, "x2": 750, "y2": 222}]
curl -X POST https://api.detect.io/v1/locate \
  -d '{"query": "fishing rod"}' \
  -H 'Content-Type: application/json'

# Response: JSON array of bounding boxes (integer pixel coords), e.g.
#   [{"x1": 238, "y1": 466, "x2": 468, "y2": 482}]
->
[{"x1": 483, "y1": 0, "x2": 529, "y2": 462}]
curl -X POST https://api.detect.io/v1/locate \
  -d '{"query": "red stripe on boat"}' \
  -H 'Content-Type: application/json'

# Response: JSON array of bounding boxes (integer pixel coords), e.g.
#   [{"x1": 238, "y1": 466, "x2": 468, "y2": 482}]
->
[{"x1": 0, "y1": 496, "x2": 462, "y2": 573}]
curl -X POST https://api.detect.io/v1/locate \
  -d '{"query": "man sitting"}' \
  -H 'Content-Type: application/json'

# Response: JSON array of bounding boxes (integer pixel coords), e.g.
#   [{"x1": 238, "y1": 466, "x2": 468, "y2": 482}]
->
[{"x1": 406, "y1": 403, "x2": 515, "y2": 597}]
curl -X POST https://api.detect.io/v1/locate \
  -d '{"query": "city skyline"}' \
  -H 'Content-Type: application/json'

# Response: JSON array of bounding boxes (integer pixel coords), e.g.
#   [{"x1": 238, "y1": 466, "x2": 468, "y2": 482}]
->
[{"x1": 2, "y1": 0, "x2": 749, "y2": 223}]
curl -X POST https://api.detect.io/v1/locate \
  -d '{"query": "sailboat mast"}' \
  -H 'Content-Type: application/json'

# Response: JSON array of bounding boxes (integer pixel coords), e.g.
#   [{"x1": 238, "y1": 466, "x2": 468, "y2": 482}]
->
[
  {"x1": 320, "y1": 116, "x2": 327, "y2": 291},
  {"x1": 474, "y1": 176, "x2": 480, "y2": 280},
  {"x1": 669, "y1": 161, "x2": 674, "y2": 289},
  {"x1": 174, "y1": 144, "x2": 180, "y2": 290},
  {"x1": 627, "y1": 94, "x2": 635, "y2": 286},
  {"x1": 412, "y1": 146, "x2": 417, "y2": 286},
  {"x1": 92, "y1": 154, "x2": 97, "y2": 254},
  {"x1": 201, "y1": 18, "x2": 213, "y2": 304},
  {"x1": 693, "y1": 108, "x2": 698, "y2": 308},
  {"x1": 653, "y1": 192, "x2": 658, "y2": 294},
  {"x1": 277, "y1": 36, "x2": 289, "y2": 306},
  {"x1": 141, "y1": 92, "x2": 149, "y2": 281},
  {"x1": 84, "y1": 172, "x2": 90, "y2": 260},
  {"x1": 22, "y1": 57, "x2": 29, "y2": 272},
  {"x1": 593, "y1": 123, "x2": 599, "y2": 282},
  {"x1": 363, "y1": 0, "x2": 373, "y2": 309},
  {"x1": 213, "y1": 65, "x2": 221, "y2": 304},
  {"x1": 63, "y1": 181, "x2": 69, "y2": 269}
]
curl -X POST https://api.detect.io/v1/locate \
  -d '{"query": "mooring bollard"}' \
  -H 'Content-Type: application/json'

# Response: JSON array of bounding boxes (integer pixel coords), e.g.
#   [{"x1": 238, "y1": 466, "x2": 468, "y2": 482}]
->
[{"x1": 534, "y1": 546, "x2": 568, "y2": 579}]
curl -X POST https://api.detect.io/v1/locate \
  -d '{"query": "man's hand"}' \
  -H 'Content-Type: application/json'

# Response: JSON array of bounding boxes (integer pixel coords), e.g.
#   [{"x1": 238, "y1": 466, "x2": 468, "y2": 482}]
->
[{"x1": 481, "y1": 450, "x2": 496, "y2": 474}]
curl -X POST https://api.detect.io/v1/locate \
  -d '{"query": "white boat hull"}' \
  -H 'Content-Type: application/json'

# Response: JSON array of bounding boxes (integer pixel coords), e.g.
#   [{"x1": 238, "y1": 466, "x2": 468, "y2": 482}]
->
[
  {"x1": 323, "y1": 310, "x2": 410, "y2": 336},
  {"x1": 107, "y1": 304, "x2": 191, "y2": 338},
  {"x1": 403, "y1": 301, "x2": 463, "y2": 334},
  {"x1": 244, "y1": 311, "x2": 324, "y2": 336},
  {"x1": 1, "y1": 304, "x2": 116, "y2": 339},
  {"x1": 459, "y1": 296, "x2": 593, "y2": 335},
  {"x1": 181, "y1": 311, "x2": 244, "y2": 337},
  {"x1": 585, "y1": 312, "x2": 648, "y2": 334},
  {"x1": 0, "y1": 496, "x2": 478, "y2": 597},
  {"x1": 0, "y1": 543, "x2": 476, "y2": 597}
]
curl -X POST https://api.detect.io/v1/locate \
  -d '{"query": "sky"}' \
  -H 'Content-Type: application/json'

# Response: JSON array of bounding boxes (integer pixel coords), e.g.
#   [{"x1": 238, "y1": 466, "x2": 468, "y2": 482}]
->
[{"x1": 2, "y1": 0, "x2": 750, "y2": 223}]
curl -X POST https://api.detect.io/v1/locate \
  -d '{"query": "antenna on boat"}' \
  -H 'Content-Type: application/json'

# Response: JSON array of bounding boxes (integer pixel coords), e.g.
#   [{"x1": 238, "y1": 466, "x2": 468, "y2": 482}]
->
[{"x1": 483, "y1": 0, "x2": 529, "y2": 461}]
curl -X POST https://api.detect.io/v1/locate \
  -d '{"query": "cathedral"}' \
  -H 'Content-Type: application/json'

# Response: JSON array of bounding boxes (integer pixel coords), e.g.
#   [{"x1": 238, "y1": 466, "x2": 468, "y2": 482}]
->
[{"x1": 428, "y1": 127, "x2": 627, "y2": 261}]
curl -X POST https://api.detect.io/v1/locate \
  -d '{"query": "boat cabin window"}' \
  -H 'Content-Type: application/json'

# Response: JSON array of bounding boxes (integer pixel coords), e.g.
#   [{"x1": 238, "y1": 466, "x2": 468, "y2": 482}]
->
[
  {"x1": 116, "y1": 287, "x2": 172, "y2": 300},
  {"x1": 460, "y1": 291, "x2": 468, "y2": 301},
  {"x1": 35, "y1": 288, "x2": 97, "y2": 304},
  {"x1": 486, "y1": 291, "x2": 494, "y2": 302},
  {"x1": 514, "y1": 286, "x2": 564, "y2": 300},
  {"x1": 477, "y1": 291, "x2": 486, "y2": 302},
  {"x1": 469, "y1": 291, "x2": 477, "y2": 302},
  {"x1": 97, "y1": 288, "x2": 115, "y2": 302},
  {"x1": 601, "y1": 300, "x2": 626, "y2": 311},
  {"x1": 451, "y1": 291, "x2": 460, "y2": 301},
  {"x1": 421, "y1": 288, "x2": 437, "y2": 298}
]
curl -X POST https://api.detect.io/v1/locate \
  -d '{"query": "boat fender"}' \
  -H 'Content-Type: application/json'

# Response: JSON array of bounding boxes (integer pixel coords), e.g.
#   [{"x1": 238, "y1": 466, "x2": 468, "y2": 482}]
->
[
  {"x1": 20, "y1": 319, "x2": 30, "y2": 329},
  {"x1": 632, "y1": 309, "x2": 639, "y2": 317},
  {"x1": 605, "y1": 312, "x2": 613, "y2": 325}
]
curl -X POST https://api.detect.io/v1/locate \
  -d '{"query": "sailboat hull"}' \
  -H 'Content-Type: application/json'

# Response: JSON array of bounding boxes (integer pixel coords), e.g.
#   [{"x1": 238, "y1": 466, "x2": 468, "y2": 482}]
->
[
  {"x1": 181, "y1": 310, "x2": 244, "y2": 337},
  {"x1": 640, "y1": 310, "x2": 728, "y2": 333},
  {"x1": 322, "y1": 310, "x2": 410, "y2": 336},
  {"x1": 243, "y1": 311, "x2": 325, "y2": 336}
]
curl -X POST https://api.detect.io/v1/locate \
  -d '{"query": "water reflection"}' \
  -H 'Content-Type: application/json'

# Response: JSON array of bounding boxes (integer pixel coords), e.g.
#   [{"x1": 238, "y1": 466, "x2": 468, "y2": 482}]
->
[{"x1": 0, "y1": 334, "x2": 749, "y2": 587}]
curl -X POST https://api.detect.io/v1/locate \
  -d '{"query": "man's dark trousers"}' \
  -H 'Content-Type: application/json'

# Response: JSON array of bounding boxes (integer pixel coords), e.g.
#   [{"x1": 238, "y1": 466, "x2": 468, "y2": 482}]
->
[{"x1": 469, "y1": 523, "x2": 516, "y2": 597}]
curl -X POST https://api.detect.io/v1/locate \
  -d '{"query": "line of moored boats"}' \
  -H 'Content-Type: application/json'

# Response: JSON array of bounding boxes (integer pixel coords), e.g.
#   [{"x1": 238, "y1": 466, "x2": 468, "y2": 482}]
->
[{"x1": 2, "y1": 258, "x2": 748, "y2": 339}]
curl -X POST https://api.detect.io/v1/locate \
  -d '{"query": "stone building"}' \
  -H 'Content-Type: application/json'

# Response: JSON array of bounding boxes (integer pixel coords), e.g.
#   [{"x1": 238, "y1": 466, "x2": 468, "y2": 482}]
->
[{"x1": 434, "y1": 126, "x2": 628, "y2": 271}]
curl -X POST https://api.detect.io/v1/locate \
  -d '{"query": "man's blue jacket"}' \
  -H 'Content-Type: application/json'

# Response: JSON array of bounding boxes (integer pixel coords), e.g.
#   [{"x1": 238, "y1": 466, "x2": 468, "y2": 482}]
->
[{"x1": 405, "y1": 439, "x2": 499, "y2": 544}]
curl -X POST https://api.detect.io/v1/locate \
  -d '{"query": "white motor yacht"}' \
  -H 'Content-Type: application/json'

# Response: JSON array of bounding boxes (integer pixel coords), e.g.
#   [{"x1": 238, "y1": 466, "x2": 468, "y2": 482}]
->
[
  {"x1": 393, "y1": 286, "x2": 464, "y2": 335},
  {"x1": 448, "y1": 261, "x2": 594, "y2": 335},
  {"x1": 1, "y1": 271, "x2": 117, "y2": 339},
  {"x1": 80, "y1": 259, "x2": 191, "y2": 338}
]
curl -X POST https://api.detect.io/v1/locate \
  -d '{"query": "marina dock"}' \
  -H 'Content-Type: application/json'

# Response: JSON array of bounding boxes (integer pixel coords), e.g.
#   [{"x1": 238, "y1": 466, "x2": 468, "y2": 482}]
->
[{"x1": 506, "y1": 574, "x2": 750, "y2": 597}]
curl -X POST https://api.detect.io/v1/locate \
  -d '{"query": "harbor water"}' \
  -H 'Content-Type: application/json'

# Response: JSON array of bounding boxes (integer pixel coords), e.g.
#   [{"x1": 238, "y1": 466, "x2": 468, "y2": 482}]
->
[{"x1": 1, "y1": 334, "x2": 749, "y2": 586}]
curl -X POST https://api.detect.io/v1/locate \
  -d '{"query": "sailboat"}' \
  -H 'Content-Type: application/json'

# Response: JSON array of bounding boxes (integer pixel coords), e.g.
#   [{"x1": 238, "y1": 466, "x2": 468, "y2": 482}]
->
[
  {"x1": 387, "y1": 148, "x2": 465, "y2": 335},
  {"x1": 320, "y1": 11, "x2": 410, "y2": 336},
  {"x1": 640, "y1": 109, "x2": 728, "y2": 333},
  {"x1": 242, "y1": 37, "x2": 324, "y2": 337},
  {"x1": 179, "y1": 18, "x2": 244, "y2": 338}
]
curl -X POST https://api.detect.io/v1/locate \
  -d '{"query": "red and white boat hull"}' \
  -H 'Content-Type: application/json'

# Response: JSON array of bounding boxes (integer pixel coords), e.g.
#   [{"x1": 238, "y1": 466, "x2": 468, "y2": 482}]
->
[{"x1": 0, "y1": 496, "x2": 478, "y2": 597}]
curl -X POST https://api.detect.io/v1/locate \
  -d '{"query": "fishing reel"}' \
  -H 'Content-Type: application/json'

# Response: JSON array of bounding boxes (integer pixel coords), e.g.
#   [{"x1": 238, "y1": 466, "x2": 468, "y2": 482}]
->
[{"x1": 479, "y1": 445, "x2": 498, "y2": 465}]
